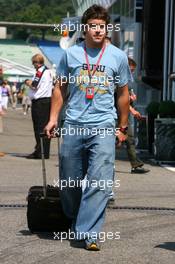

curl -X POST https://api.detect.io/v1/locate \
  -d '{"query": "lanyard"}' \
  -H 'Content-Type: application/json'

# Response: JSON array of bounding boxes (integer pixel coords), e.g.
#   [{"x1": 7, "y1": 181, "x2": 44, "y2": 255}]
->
[
  {"x1": 32, "y1": 66, "x2": 47, "y2": 89},
  {"x1": 84, "y1": 43, "x2": 106, "y2": 83}
]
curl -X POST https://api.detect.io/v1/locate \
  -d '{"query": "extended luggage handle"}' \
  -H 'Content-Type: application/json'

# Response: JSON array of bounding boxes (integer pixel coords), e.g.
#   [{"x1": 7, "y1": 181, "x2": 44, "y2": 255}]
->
[
  {"x1": 39, "y1": 130, "x2": 59, "y2": 199},
  {"x1": 40, "y1": 132, "x2": 47, "y2": 198}
]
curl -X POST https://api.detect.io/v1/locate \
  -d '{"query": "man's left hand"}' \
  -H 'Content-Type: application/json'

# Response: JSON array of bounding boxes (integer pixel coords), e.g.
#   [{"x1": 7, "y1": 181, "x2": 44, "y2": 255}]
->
[{"x1": 133, "y1": 110, "x2": 142, "y2": 120}]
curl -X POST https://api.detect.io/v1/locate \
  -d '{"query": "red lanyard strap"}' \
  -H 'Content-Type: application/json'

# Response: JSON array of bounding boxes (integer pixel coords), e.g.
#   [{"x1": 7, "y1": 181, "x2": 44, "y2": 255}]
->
[{"x1": 84, "y1": 44, "x2": 106, "y2": 82}]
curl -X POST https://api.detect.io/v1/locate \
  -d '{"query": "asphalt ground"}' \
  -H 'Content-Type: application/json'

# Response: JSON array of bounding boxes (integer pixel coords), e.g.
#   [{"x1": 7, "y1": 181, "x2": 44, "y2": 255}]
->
[{"x1": 0, "y1": 108, "x2": 175, "y2": 264}]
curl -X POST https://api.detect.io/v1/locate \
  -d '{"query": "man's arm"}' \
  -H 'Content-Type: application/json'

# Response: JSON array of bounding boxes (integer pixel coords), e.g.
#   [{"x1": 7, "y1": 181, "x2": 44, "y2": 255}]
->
[
  {"x1": 45, "y1": 80, "x2": 68, "y2": 138},
  {"x1": 116, "y1": 84, "x2": 130, "y2": 142},
  {"x1": 117, "y1": 84, "x2": 129, "y2": 127}
]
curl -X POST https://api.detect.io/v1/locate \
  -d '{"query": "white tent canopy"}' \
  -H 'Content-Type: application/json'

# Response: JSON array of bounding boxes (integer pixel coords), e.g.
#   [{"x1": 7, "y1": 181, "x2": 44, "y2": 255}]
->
[
  {"x1": 72, "y1": 0, "x2": 116, "y2": 15},
  {"x1": 0, "y1": 57, "x2": 34, "y2": 82}
]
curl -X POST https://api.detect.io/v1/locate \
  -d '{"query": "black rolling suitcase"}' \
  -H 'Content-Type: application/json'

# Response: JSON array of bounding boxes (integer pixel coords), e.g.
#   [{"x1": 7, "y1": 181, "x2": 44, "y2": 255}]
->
[{"x1": 27, "y1": 133, "x2": 71, "y2": 233}]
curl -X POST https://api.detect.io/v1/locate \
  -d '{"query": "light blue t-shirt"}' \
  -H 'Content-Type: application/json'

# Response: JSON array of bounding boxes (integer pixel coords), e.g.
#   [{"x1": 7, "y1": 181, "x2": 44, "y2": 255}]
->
[{"x1": 57, "y1": 42, "x2": 131, "y2": 126}]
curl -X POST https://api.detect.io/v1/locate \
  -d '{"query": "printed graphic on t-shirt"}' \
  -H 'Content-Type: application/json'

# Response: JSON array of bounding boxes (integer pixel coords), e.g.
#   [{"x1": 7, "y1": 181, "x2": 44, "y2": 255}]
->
[{"x1": 76, "y1": 63, "x2": 117, "y2": 95}]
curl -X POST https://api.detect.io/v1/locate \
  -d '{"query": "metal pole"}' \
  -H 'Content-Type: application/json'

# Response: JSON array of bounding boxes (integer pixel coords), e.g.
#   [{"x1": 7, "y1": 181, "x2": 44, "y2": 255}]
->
[
  {"x1": 167, "y1": 0, "x2": 174, "y2": 100},
  {"x1": 172, "y1": 0, "x2": 175, "y2": 101},
  {"x1": 163, "y1": 0, "x2": 170, "y2": 100}
]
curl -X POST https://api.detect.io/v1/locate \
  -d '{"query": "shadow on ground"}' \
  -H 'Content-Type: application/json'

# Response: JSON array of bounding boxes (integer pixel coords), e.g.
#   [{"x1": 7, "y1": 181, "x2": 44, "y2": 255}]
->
[{"x1": 155, "y1": 242, "x2": 175, "y2": 252}]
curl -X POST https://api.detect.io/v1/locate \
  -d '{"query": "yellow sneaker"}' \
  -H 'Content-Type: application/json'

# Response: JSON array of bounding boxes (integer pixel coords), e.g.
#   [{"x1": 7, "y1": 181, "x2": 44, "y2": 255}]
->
[{"x1": 85, "y1": 239, "x2": 100, "y2": 251}]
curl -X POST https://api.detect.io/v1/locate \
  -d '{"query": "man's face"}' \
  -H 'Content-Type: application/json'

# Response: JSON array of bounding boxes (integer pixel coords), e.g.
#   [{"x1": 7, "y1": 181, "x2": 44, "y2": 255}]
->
[
  {"x1": 25, "y1": 80, "x2": 30, "y2": 86},
  {"x1": 130, "y1": 65, "x2": 136, "y2": 74},
  {"x1": 85, "y1": 19, "x2": 107, "y2": 44},
  {"x1": 32, "y1": 60, "x2": 42, "y2": 70}
]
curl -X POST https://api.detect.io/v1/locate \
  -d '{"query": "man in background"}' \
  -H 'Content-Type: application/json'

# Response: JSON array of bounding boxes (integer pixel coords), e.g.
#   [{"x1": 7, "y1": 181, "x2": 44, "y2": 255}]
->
[
  {"x1": 26, "y1": 54, "x2": 53, "y2": 159},
  {"x1": 125, "y1": 58, "x2": 150, "y2": 173}
]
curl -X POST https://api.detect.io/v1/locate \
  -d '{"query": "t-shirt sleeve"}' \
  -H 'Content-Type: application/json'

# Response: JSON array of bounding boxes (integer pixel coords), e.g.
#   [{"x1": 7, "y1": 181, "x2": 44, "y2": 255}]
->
[
  {"x1": 56, "y1": 51, "x2": 69, "y2": 81},
  {"x1": 117, "y1": 53, "x2": 132, "y2": 87}
]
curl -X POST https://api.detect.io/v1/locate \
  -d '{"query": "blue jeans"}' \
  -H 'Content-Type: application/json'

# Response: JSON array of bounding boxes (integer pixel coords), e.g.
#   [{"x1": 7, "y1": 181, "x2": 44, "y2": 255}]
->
[{"x1": 59, "y1": 122, "x2": 115, "y2": 240}]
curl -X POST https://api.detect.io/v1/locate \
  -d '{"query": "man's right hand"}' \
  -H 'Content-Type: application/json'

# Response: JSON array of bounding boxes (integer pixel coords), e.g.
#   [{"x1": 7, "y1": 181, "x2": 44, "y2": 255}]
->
[
  {"x1": 115, "y1": 130, "x2": 128, "y2": 147},
  {"x1": 44, "y1": 121, "x2": 57, "y2": 138}
]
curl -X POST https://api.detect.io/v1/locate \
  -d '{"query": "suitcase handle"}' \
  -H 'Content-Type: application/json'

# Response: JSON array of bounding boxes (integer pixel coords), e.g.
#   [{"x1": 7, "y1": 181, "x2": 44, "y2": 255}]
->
[
  {"x1": 39, "y1": 131, "x2": 60, "y2": 198},
  {"x1": 40, "y1": 132, "x2": 46, "y2": 138},
  {"x1": 40, "y1": 132, "x2": 47, "y2": 198},
  {"x1": 40, "y1": 129, "x2": 59, "y2": 138}
]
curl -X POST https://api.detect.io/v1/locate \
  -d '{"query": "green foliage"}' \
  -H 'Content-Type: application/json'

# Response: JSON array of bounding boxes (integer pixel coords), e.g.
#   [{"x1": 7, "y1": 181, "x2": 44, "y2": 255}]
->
[
  {"x1": 0, "y1": 0, "x2": 74, "y2": 22},
  {"x1": 0, "y1": 0, "x2": 74, "y2": 39},
  {"x1": 15, "y1": 4, "x2": 47, "y2": 23},
  {"x1": 146, "y1": 101, "x2": 160, "y2": 117},
  {"x1": 147, "y1": 101, "x2": 175, "y2": 118},
  {"x1": 159, "y1": 101, "x2": 175, "y2": 118}
]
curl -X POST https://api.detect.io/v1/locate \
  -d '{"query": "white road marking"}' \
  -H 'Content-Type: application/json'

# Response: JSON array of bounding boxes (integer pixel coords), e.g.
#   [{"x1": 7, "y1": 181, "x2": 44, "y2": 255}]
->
[{"x1": 161, "y1": 165, "x2": 175, "y2": 172}]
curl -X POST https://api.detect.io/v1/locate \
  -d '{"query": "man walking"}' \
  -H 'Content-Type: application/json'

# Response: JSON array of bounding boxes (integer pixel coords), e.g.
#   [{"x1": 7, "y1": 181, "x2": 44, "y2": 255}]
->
[
  {"x1": 45, "y1": 5, "x2": 131, "y2": 250},
  {"x1": 126, "y1": 58, "x2": 150, "y2": 173},
  {"x1": 27, "y1": 54, "x2": 53, "y2": 159}
]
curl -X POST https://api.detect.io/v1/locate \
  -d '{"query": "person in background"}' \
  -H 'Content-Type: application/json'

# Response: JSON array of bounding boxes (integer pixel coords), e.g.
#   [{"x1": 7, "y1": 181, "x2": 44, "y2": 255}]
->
[
  {"x1": 0, "y1": 84, "x2": 5, "y2": 156},
  {"x1": 0, "y1": 83, "x2": 4, "y2": 132},
  {"x1": 3, "y1": 80, "x2": 12, "y2": 107},
  {"x1": 108, "y1": 57, "x2": 150, "y2": 207},
  {"x1": 10, "y1": 82, "x2": 18, "y2": 109},
  {"x1": 1, "y1": 81, "x2": 10, "y2": 111},
  {"x1": 26, "y1": 54, "x2": 53, "y2": 159},
  {"x1": 125, "y1": 58, "x2": 150, "y2": 174},
  {"x1": 21, "y1": 79, "x2": 31, "y2": 115}
]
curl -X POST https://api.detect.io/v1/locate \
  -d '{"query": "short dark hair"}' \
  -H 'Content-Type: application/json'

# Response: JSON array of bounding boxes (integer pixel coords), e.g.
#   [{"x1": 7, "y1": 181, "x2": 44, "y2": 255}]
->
[{"x1": 81, "y1": 5, "x2": 110, "y2": 26}]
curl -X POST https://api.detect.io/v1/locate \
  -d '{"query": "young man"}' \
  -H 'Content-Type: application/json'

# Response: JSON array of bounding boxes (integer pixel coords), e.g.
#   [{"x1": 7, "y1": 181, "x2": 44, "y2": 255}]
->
[
  {"x1": 26, "y1": 54, "x2": 53, "y2": 159},
  {"x1": 45, "y1": 5, "x2": 131, "y2": 250}
]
